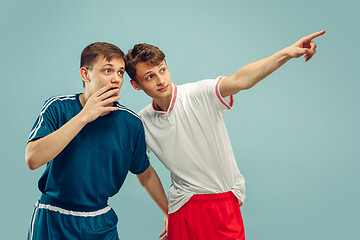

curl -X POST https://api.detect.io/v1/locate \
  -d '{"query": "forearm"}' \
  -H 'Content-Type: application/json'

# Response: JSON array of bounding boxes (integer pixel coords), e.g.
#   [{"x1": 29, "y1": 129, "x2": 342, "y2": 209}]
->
[
  {"x1": 221, "y1": 48, "x2": 292, "y2": 97},
  {"x1": 220, "y1": 31, "x2": 325, "y2": 97},
  {"x1": 137, "y1": 166, "x2": 168, "y2": 214},
  {"x1": 236, "y1": 48, "x2": 292, "y2": 88},
  {"x1": 25, "y1": 85, "x2": 121, "y2": 170},
  {"x1": 25, "y1": 113, "x2": 88, "y2": 170}
]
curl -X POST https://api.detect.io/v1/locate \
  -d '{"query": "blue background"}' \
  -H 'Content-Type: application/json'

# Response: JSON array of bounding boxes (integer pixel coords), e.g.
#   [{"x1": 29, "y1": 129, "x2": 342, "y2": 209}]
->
[{"x1": 1, "y1": 0, "x2": 358, "y2": 239}]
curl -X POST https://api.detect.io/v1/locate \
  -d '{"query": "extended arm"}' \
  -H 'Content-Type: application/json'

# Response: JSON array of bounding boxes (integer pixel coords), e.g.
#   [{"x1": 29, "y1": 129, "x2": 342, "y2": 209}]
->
[
  {"x1": 137, "y1": 165, "x2": 168, "y2": 239},
  {"x1": 25, "y1": 84, "x2": 120, "y2": 170},
  {"x1": 219, "y1": 30, "x2": 325, "y2": 97}
]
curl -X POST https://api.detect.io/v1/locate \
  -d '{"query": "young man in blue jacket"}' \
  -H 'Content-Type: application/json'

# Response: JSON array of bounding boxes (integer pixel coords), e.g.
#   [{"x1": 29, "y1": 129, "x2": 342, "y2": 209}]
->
[{"x1": 26, "y1": 42, "x2": 168, "y2": 240}]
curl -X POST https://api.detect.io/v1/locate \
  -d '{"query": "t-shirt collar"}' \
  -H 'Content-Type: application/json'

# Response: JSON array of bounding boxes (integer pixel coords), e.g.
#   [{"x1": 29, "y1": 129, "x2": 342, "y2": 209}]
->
[{"x1": 152, "y1": 83, "x2": 177, "y2": 116}]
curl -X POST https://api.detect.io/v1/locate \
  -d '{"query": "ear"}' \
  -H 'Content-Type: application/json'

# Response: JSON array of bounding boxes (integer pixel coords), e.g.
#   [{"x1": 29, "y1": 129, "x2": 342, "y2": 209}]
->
[
  {"x1": 130, "y1": 80, "x2": 142, "y2": 91},
  {"x1": 80, "y1": 67, "x2": 90, "y2": 83}
]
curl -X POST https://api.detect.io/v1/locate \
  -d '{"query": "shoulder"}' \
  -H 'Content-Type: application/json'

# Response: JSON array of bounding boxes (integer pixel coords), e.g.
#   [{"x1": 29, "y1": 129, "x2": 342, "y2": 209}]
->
[
  {"x1": 174, "y1": 79, "x2": 219, "y2": 100},
  {"x1": 115, "y1": 102, "x2": 143, "y2": 125},
  {"x1": 41, "y1": 94, "x2": 77, "y2": 112},
  {"x1": 44, "y1": 94, "x2": 77, "y2": 104},
  {"x1": 179, "y1": 79, "x2": 219, "y2": 93},
  {"x1": 137, "y1": 104, "x2": 154, "y2": 120}
]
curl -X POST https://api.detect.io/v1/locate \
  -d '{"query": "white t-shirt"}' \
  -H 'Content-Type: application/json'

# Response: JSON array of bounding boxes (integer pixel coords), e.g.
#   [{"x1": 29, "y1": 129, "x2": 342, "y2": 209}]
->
[{"x1": 139, "y1": 76, "x2": 246, "y2": 214}]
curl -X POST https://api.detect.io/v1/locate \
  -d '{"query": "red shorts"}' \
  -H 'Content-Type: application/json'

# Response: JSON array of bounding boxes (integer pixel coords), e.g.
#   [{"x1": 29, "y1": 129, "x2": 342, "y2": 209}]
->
[{"x1": 168, "y1": 191, "x2": 245, "y2": 240}]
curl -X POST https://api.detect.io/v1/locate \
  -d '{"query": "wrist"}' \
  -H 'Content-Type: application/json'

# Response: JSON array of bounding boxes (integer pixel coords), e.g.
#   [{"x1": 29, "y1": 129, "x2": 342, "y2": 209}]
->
[
  {"x1": 277, "y1": 47, "x2": 293, "y2": 62},
  {"x1": 283, "y1": 47, "x2": 293, "y2": 57},
  {"x1": 75, "y1": 111, "x2": 91, "y2": 126}
]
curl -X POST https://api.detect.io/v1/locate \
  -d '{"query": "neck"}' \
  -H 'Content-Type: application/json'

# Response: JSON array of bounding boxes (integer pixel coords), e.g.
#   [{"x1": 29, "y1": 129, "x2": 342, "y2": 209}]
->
[
  {"x1": 154, "y1": 96, "x2": 172, "y2": 111},
  {"x1": 79, "y1": 93, "x2": 87, "y2": 107},
  {"x1": 79, "y1": 91, "x2": 91, "y2": 107},
  {"x1": 153, "y1": 83, "x2": 174, "y2": 111},
  {"x1": 154, "y1": 85, "x2": 174, "y2": 111}
]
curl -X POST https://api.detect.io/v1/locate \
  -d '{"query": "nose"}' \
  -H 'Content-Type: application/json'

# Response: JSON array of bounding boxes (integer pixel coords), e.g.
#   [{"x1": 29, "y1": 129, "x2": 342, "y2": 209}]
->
[
  {"x1": 111, "y1": 74, "x2": 122, "y2": 84},
  {"x1": 156, "y1": 75, "x2": 165, "y2": 86}
]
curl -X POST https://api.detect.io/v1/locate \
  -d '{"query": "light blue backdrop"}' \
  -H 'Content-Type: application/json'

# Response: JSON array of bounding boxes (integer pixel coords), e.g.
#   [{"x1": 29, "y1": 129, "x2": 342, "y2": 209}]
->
[{"x1": 1, "y1": 0, "x2": 358, "y2": 239}]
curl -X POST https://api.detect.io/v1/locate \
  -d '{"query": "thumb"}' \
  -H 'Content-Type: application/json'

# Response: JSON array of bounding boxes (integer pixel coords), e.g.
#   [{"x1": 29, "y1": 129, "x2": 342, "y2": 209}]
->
[{"x1": 294, "y1": 47, "x2": 310, "y2": 58}]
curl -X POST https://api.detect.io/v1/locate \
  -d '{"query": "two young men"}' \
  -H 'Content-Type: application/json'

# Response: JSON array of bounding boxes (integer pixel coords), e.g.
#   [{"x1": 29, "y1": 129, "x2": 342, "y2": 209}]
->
[
  {"x1": 125, "y1": 30, "x2": 325, "y2": 239},
  {"x1": 27, "y1": 30, "x2": 324, "y2": 239},
  {"x1": 26, "y1": 43, "x2": 168, "y2": 239}
]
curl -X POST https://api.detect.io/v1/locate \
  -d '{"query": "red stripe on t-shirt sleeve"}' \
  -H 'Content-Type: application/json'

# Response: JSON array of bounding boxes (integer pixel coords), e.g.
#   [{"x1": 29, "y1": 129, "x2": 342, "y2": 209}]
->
[{"x1": 215, "y1": 77, "x2": 232, "y2": 110}]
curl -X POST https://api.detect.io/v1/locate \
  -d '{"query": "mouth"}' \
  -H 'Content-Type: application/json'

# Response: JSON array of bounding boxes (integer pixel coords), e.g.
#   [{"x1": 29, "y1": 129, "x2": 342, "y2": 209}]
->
[
  {"x1": 108, "y1": 86, "x2": 120, "y2": 96},
  {"x1": 157, "y1": 85, "x2": 168, "y2": 92}
]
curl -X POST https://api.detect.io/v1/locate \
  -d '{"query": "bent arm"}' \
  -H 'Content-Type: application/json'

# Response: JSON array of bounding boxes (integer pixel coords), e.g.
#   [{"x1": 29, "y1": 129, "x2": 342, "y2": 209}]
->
[
  {"x1": 220, "y1": 30, "x2": 325, "y2": 97},
  {"x1": 25, "y1": 113, "x2": 88, "y2": 170},
  {"x1": 137, "y1": 165, "x2": 169, "y2": 214},
  {"x1": 25, "y1": 84, "x2": 120, "y2": 170}
]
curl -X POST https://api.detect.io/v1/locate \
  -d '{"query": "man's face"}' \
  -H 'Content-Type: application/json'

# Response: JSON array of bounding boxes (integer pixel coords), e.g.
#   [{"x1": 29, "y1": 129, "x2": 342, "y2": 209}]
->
[
  {"x1": 131, "y1": 60, "x2": 172, "y2": 100},
  {"x1": 85, "y1": 56, "x2": 125, "y2": 96}
]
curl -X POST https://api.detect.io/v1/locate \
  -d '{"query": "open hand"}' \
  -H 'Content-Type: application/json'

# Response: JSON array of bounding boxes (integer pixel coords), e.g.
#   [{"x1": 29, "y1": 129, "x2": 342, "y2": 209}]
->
[{"x1": 80, "y1": 84, "x2": 120, "y2": 123}]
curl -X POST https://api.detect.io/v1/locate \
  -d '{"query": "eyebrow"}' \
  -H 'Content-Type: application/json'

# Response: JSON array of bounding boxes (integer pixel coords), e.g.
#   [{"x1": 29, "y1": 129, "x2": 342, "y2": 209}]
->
[
  {"x1": 143, "y1": 70, "x2": 153, "y2": 77},
  {"x1": 143, "y1": 64, "x2": 165, "y2": 77},
  {"x1": 102, "y1": 64, "x2": 125, "y2": 70}
]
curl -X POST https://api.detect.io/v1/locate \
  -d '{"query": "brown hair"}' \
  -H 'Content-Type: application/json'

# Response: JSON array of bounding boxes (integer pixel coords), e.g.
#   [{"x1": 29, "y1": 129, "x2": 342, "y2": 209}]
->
[
  {"x1": 80, "y1": 42, "x2": 124, "y2": 70},
  {"x1": 125, "y1": 43, "x2": 165, "y2": 81}
]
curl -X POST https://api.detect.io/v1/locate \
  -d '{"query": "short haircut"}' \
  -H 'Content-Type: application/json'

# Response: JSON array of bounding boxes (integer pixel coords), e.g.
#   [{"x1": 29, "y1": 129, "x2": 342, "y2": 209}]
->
[
  {"x1": 125, "y1": 43, "x2": 165, "y2": 81},
  {"x1": 80, "y1": 42, "x2": 125, "y2": 70}
]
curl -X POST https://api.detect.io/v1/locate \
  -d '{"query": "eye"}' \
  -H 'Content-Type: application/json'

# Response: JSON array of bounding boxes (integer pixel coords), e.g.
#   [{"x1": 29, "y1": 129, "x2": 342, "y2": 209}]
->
[
  {"x1": 146, "y1": 75, "x2": 153, "y2": 80},
  {"x1": 104, "y1": 69, "x2": 111, "y2": 74},
  {"x1": 118, "y1": 71, "x2": 124, "y2": 77},
  {"x1": 160, "y1": 68, "x2": 166, "y2": 73}
]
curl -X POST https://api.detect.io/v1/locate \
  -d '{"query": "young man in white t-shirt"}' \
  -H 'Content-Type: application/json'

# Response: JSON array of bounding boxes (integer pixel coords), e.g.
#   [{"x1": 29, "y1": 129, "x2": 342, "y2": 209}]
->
[{"x1": 125, "y1": 31, "x2": 325, "y2": 240}]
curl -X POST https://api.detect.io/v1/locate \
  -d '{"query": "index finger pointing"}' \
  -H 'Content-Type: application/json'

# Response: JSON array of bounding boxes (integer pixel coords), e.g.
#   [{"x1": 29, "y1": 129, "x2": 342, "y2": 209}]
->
[{"x1": 304, "y1": 30, "x2": 326, "y2": 42}]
